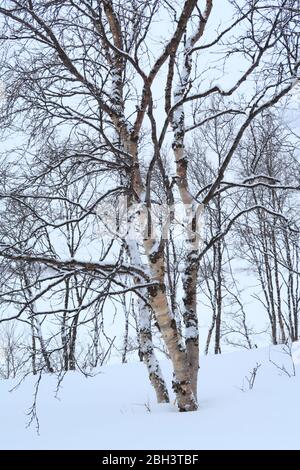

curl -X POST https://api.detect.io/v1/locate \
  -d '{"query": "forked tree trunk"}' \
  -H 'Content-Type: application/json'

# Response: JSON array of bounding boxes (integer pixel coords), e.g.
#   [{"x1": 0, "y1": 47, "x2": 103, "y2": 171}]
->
[{"x1": 105, "y1": 0, "x2": 211, "y2": 409}]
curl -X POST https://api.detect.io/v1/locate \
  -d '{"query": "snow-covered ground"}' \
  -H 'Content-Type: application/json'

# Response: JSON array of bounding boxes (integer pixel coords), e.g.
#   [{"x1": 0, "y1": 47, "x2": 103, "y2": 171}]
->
[{"x1": 1, "y1": 343, "x2": 300, "y2": 450}]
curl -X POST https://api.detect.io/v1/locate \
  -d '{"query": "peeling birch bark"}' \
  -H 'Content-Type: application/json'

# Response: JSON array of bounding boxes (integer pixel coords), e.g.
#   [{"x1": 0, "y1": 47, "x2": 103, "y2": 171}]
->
[{"x1": 143, "y1": 238, "x2": 197, "y2": 411}]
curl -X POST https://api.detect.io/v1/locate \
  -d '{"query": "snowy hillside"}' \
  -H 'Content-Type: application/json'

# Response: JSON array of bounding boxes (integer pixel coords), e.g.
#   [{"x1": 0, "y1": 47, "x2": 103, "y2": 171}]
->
[{"x1": 1, "y1": 343, "x2": 300, "y2": 450}]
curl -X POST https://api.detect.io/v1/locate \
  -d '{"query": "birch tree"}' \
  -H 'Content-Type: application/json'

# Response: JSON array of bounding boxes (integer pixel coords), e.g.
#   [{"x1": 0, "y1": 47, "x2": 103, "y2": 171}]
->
[{"x1": 0, "y1": 0, "x2": 299, "y2": 411}]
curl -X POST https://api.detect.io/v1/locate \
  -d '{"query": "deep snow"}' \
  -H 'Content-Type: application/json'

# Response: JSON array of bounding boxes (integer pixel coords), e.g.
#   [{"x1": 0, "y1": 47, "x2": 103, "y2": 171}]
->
[{"x1": 1, "y1": 343, "x2": 300, "y2": 450}]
